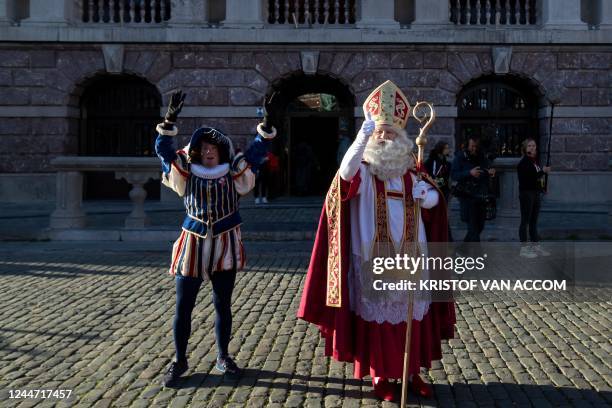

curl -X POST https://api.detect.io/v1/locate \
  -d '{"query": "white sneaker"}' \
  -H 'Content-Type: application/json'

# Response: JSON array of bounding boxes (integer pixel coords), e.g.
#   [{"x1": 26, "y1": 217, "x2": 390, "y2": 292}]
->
[
  {"x1": 262, "y1": 197, "x2": 268, "y2": 204},
  {"x1": 532, "y1": 244, "x2": 550, "y2": 257},
  {"x1": 255, "y1": 197, "x2": 261, "y2": 205},
  {"x1": 520, "y1": 245, "x2": 537, "y2": 259}
]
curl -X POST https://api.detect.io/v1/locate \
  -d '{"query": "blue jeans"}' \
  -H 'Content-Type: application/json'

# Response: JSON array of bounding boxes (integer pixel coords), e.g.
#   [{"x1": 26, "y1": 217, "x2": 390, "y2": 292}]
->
[{"x1": 173, "y1": 270, "x2": 237, "y2": 362}]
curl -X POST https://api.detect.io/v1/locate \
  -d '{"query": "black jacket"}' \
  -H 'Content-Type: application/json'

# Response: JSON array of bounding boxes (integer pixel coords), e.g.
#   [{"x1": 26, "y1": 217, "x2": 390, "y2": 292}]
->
[
  {"x1": 517, "y1": 156, "x2": 545, "y2": 192},
  {"x1": 451, "y1": 150, "x2": 492, "y2": 201}
]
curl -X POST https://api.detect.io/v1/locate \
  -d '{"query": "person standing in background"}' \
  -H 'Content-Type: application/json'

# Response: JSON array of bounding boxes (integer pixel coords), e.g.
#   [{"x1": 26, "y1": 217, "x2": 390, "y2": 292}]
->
[
  {"x1": 517, "y1": 138, "x2": 551, "y2": 258},
  {"x1": 451, "y1": 136, "x2": 495, "y2": 243},
  {"x1": 254, "y1": 152, "x2": 271, "y2": 204}
]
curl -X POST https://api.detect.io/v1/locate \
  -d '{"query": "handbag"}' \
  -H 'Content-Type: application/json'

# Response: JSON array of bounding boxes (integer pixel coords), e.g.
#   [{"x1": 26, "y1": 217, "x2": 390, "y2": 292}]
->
[
  {"x1": 451, "y1": 179, "x2": 486, "y2": 200},
  {"x1": 451, "y1": 180, "x2": 470, "y2": 198}
]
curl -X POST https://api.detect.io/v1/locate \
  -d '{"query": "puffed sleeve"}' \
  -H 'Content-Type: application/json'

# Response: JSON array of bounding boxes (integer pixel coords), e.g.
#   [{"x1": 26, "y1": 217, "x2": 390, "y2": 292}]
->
[
  {"x1": 230, "y1": 152, "x2": 256, "y2": 196},
  {"x1": 155, "y1": 123, "x2": 189, "y2": 197}
]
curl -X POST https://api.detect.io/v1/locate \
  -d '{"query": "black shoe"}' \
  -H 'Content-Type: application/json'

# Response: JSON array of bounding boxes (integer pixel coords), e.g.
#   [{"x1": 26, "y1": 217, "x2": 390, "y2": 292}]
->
[
  {"x1": 215, "y1": 356, "x2": 242, "y2": 377},
  {"x1": 162, "y1": 359, "x2": 188, "y2": 387}
]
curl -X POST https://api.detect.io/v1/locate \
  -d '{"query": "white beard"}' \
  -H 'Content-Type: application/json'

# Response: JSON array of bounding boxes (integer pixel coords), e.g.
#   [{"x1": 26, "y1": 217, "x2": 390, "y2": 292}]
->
[{"x1": 363, "y1": 129, "x2": 415, "y2": 181}]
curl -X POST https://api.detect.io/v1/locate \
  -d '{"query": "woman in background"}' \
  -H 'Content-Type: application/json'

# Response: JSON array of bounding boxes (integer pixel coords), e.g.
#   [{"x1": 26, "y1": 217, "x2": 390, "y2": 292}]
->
[{"x1": 517, "y1": 138, "x2": 551, "y2": 258}]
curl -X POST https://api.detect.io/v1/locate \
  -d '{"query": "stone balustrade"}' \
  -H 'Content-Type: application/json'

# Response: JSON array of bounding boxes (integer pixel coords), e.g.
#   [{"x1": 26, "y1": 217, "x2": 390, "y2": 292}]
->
[
  {"x1": 79, "y1": 0, "x2": 172, "y2": 24},
  {"x1": 266, "y1": 0, "x2": 356, "y2": 26},
  {"x1": 3, "y1": 0, "x2": 607, "y2": 30},
  {"x1": 50, "y1": 156, "x2": 160, "y2": 230},
  {"x1": 450, "y1": 0, "x2": 537, "y2": 26}
]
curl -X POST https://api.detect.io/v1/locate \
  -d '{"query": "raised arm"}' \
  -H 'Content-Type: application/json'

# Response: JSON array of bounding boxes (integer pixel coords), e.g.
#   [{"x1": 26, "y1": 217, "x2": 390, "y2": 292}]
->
[
  {"x1": 232, "y1": 107, "x2": 277, "y2": 195},
  {"x1": 155, "y1": 90, "x2": 188, "y2": 196},
  {"x1": 339, "y1": 117, "x2": 375, "y2": 181},
  {"x1": 155, "y1": 125, "x2": 178, "y2": 174}
]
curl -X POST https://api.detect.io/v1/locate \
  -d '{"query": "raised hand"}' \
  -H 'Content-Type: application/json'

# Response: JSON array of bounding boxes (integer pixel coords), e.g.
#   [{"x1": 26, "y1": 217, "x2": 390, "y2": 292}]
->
[
  {"x1": 260, "y1": 106, "x2": 274, "y2": 134},
  {"x1": 360, "y1": 112, "x2": 375, "y2": 137},
  {"x1": 165, "y1": 90, "x2": 186, "y2": 123}
]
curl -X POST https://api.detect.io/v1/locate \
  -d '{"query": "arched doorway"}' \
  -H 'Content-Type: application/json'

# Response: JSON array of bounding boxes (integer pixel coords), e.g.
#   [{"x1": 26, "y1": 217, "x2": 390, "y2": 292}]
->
[
  {"x1": 266, "y1": 72, "x2": 355, "y2": 196},
  {"x1": 79, "y1": 75, "x2": 162, "y2": 199},
  {"x1": 456, "y1": 75, "x2": 539, "y2": 160}
]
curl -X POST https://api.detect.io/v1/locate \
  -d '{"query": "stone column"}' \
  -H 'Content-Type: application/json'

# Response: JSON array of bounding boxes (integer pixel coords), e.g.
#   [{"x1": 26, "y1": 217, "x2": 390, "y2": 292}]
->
[
  {"x1": 170, "y1": 0, "x2": 207, "y2": 25},
  {"x1": 541, "y1": 0, "x2": 587, "y2": 29},
  {"x1": 116, "y1": 171, "x2": 157, "y2": 229},
  {"x1": 222, "y1": 0, "x2": 264, "y2": 28},
  {"x1": 21, "y1": 0, "x2": 75, "y2": 25},
  {"x1": 494, "y1": 158, "x2": 520, "y2": 218},
  {"x1": 0, "y1": 0, "x2": 15, "y2": 25},
  {"x1": 50, "y1": 171, "x2": 86, "y2": 229},
  {"x1": 600, "y1": 0, "x2": 612, "y2": 30},
  {"x1": 412, "y1": 0, "x2": 450, "y2": 27},
  {"x1": 356, "y1": 0, "x2": 399, "y2": 28}
]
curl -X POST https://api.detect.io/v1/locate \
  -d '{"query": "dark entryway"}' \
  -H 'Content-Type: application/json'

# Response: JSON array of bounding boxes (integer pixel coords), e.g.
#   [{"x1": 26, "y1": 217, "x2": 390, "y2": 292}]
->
[
  {"x1": 265, "y1": 73, "x2": 355, "y2": 196},
  {"x1": 456, "y1": 75, "x2": 540, "y2": 160},
  {"x1": 79, "y1": 75, "x2": 162, "y2": 200},
  {"x1": 290, "y1": 116, "x2": 339, "y2": 195}
]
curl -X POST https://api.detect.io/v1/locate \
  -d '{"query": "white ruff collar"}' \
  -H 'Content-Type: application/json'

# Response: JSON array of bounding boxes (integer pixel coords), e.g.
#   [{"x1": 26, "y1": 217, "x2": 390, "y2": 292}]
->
[{"x1": 191, "y1": 163, "x2": 229, "y2": 179}]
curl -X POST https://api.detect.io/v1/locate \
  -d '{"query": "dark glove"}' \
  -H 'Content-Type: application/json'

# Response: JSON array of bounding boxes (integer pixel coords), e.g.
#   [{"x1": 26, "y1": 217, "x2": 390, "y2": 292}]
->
[
  {"x1": 261, "y1": 107, "x2": 274, "y2": 134},
  {"x1": 260, "y1": 93, "x2": 276, "y2": 134},
  {"x1": 164, "y1": 90, "x2": 186, "y2": 123}
]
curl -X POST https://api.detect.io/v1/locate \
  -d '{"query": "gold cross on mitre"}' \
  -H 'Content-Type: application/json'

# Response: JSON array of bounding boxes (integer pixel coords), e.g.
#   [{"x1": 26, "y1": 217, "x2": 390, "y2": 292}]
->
[{"x1": 363, "y1": 80, "x2": 410, "y2": 130}]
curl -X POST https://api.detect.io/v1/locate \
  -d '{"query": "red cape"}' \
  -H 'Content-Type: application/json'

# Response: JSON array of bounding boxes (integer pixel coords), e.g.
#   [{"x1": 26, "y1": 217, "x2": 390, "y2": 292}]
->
[{"x1": 297, "y1": 170, "x2": 456, "y2": 379}]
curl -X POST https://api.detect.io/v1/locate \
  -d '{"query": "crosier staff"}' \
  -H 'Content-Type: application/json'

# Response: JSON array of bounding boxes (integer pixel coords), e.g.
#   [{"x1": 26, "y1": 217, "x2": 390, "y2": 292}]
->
[
  {"x1": 400, "y1": 101, "x2": 436, "y2": 407},
  {"x1": 543, "y1": 97, "x2": 559, "y2": 193}
]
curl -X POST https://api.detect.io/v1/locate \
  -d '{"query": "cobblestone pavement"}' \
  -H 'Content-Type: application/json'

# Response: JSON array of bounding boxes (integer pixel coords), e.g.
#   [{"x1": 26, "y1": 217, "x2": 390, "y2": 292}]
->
[{"x1": 0, "y1": 242, "x2": 611, "y2": 408}]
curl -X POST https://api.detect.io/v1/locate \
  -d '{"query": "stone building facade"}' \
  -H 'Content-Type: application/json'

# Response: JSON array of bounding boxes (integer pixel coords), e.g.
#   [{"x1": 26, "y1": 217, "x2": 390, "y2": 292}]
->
[{"x1": 0, "y1": 0, "x2": 610, "y2": 211}]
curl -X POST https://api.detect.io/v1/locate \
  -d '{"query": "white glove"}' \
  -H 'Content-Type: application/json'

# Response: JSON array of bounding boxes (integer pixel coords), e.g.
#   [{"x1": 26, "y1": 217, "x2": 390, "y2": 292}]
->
[
  {"x1": 412, "y1": 180, "x2": 430, "y2": 201},
  {"x1": 338, "y1": 117, "x2": 375, "y2": 181},
  {"x1": 359, "y1": 119, "x2": 375, "y2": 138}
]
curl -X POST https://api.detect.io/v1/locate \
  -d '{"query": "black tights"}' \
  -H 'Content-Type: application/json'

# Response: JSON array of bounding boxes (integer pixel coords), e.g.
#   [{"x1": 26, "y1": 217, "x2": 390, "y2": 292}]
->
[
  {"x1": 519, "y1": 190, "x2": 541, "y2": 243},
  {"x1": 254, "y1": 167, "x2": 269, "y2": 198},
  {"x1": 173, "y1": 270, "x2": 237, "y2": 362}
]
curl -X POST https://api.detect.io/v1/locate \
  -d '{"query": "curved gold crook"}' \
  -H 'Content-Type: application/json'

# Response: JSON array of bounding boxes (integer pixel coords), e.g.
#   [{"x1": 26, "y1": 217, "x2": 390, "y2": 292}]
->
[
  {"x1": 412, "y1": 101, "x2": 436, "y2": 172},
  {"x1": 412, "y1": 101, "x2": 436, "y2": 138}
]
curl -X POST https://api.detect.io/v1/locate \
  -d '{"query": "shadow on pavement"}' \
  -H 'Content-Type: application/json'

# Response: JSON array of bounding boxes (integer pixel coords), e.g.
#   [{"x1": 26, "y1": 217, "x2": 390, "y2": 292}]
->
[{"x1": 173, "y1": 367, "x2": 611, "y2": 405}]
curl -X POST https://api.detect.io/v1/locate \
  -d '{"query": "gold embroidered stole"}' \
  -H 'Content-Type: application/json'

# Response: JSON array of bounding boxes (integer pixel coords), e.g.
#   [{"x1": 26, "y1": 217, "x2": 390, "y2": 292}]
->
[
  {"x1": 373, "y1": 173, "x2": 417, "y2": 259},
  {"x1": 323, "y1": 171, "x2": 424, "y2": 307},
  {"x1": 325, "y1": 173, "x2": 342, "y2": 307}
]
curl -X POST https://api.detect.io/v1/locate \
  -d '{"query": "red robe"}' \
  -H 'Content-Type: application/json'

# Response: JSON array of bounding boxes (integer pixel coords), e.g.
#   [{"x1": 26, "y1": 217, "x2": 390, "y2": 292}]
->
[{"x1": 297, "y1": 169, "x2": 456, "y2": 379}]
